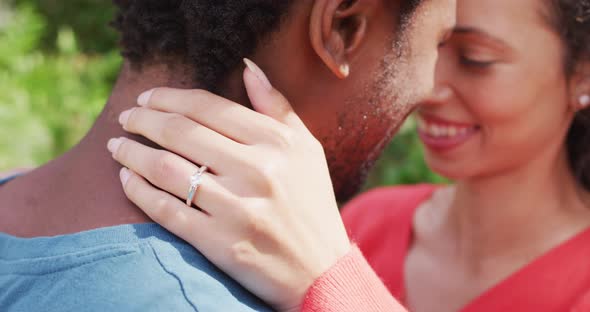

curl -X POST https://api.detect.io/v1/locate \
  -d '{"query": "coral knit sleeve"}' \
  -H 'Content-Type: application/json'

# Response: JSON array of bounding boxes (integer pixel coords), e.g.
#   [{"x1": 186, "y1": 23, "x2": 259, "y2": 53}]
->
[
  {"x1": 300, "y1": 185, "x2": 437, "y2": 312},
  {"x1": 300, "y1": 245, "x2": 408, "y2": 312},
  {"x1": 301, "y1": 184, "x2": 590, "y2": 312}
]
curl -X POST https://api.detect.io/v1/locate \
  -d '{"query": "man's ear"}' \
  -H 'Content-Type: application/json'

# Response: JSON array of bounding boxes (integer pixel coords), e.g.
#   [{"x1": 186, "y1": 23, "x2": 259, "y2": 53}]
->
[
  {"x1": 310, "y1": 0, "x2": 371, "y2": 79},
  {"x1": 570, "y1": 62, "x2": 590, "y2": 111}
]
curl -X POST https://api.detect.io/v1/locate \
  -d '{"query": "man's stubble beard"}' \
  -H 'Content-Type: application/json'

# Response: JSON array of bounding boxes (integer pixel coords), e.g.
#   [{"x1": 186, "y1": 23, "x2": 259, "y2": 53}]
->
[{"x1": 330, "y1": 24, "x2": 424, "y2": 203}]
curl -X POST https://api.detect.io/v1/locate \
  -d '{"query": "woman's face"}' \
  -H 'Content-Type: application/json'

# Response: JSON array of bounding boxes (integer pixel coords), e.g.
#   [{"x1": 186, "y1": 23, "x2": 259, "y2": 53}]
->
[{"x1": 417, "y1": 0, "x2": 577, "y2": 180}]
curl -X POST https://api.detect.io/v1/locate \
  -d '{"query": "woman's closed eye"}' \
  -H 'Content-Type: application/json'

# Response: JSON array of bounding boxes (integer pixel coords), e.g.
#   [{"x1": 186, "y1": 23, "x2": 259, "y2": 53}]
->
[
  {"x1": 459, "y1": 55, "x2": 496, "y2": 68},
  {"x1": 451, "y1": 26, "x2": 513, "y2": 70},
  {"x1": 457, "y1": 46, "x2": 499, "y2": 69},
  {"x1": 454, "y1": 41, "x2": 506, "y2": 70}
]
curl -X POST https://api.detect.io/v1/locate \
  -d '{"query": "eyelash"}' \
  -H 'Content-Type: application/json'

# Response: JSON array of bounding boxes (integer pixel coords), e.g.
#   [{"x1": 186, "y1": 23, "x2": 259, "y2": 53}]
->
[{"x1": 459, "y1": 56, "x2": 495, "y2": 68}]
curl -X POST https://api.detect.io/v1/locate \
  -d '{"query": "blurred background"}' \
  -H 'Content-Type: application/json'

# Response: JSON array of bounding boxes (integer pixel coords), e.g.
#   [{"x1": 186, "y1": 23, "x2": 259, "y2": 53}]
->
[{"x1": 0, "y1": 1, "x2": 446, "y2": 189}]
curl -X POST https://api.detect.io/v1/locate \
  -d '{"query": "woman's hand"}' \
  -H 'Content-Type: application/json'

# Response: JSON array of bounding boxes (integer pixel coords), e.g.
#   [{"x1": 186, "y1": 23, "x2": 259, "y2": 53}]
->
[{"x1": 108, "y1": 59, "x2": 351, "y2": 311}]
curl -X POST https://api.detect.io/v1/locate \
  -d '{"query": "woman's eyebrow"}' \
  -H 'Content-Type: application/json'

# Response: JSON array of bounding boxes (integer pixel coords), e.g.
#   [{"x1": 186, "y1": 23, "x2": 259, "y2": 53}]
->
[{"x1": 453, "y1": 25, "x2": 512, "y2": 51}]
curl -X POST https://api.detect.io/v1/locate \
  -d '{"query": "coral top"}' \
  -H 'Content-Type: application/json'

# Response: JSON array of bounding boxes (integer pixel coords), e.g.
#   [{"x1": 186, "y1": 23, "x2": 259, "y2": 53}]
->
[{"x1": 302, "y1": 185, "x2": 590, "y2": 311}]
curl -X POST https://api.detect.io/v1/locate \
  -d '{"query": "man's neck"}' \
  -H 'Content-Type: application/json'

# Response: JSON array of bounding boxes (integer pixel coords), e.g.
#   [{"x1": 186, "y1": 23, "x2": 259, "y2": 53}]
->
[{"x1": 0, "y1": 63, "x2": 213, "y2": 237}]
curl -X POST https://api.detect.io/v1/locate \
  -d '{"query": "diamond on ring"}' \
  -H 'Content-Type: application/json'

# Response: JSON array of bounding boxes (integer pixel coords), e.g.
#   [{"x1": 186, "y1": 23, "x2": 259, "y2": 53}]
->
[{"x1": 186, "y1": 166, "x2": 208, "y2": 207}]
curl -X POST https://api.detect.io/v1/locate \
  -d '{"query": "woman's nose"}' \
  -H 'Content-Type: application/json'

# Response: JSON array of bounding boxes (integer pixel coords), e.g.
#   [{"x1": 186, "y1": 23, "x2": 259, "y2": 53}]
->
[{"x1": 422, "y1": 85, "x2": 454, "y2": 107}]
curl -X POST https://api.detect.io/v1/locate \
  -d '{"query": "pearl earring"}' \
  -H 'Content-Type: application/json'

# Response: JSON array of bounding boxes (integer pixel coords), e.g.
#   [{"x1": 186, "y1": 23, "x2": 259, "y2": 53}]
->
[
  {"x1": 580, "y1": 95, "x2": 590, "y2": 108},
  {"x1": 339, "y1": 64, "x2": 350, "y2": 78}
]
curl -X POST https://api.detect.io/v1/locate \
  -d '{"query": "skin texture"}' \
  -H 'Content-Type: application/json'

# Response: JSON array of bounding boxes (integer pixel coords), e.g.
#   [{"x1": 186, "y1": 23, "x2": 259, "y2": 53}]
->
[
  {"x1": 0, "y1": 0, "x2": 455, "y2": 238},
  {"x1": 246, "y1": 0, "x2": 457, "y2": 201},
  {"x1": 405, "y1": 0, "x2": 590, "y2": 311}
]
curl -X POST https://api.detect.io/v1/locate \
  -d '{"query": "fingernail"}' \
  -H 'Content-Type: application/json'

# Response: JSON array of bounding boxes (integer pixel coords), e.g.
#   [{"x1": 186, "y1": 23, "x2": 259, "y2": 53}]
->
[
  {"x1": 119, "y1": 108, "x2": 134, "y2": 126},
  {"x1": 244, "y1": 58, "x2": 272, "y2": 91},
  {"x1": 580, "y1": 95, "x2": 590, "y2": 107},
  {"x1": 138, "y1": 89, "x2": 154, "y2": 106},
  {"x1": 120, "y1": 168, "x2": 131, "y2": 186},
  {"x1": 107, "y1": 138, "x2": 122, "y2": 154}
]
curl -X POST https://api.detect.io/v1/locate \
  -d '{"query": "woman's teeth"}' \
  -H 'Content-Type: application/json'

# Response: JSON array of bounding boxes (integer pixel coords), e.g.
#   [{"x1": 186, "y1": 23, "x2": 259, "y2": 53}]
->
[{"x1": 418, "y1": 119, "x2": 473, "y2": 138}]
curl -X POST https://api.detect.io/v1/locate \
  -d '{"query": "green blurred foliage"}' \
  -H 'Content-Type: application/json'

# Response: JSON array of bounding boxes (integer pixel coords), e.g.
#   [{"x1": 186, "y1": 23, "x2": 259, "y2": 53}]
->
[
  {"x1": 0, "y1": 2, "x2": 444, "y2": 188},
  {"x1": 0, "y1": 4, "x2": 121, "y2": 169},
  {"x1": 11, "y1": 0, "x2": 118, "y2": 53},
  {"x1": 365, "y1": 118, "x2": 447, "y2": 188}
]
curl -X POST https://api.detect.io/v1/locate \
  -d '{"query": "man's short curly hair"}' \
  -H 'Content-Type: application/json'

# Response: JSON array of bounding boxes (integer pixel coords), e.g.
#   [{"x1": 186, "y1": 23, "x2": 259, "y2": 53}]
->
[
  {"x1": 111, "y1": 0, "x2": 423, "y2": 93},
  {"x1": 111, "y1": 0, "x2": 295, "y2": 92}
]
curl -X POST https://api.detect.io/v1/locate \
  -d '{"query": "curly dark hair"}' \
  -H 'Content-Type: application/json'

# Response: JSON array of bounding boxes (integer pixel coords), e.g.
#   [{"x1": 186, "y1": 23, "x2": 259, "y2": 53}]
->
[
  {"x1": 111, "y1": 0, "x2": 423, "y2": 93},
  {"x1": 111, "y1": 0, "x2": 295, "y2": 92},
  {"x1": 544, "y1": 0, "x2": 590, "y2": 190}
]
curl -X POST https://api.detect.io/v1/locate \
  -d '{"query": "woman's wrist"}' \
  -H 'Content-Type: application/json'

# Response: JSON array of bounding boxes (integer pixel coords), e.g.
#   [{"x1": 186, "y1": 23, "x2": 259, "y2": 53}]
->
[{"x1": 300, "y1": 245, "x2": 405, "y2": 312}]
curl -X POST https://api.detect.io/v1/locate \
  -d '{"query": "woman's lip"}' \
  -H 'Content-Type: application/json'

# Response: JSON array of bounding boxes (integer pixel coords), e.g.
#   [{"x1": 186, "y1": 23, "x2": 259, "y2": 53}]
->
[
  {"x1": 418, "y1": 114, "x2": 476, "y2": 128},
  {"x1": 418, "y1": 128, "x2": 478, "y2": 152},
  {"x1": 417, "y1": 114, "x2": 479, "y2": 152}
]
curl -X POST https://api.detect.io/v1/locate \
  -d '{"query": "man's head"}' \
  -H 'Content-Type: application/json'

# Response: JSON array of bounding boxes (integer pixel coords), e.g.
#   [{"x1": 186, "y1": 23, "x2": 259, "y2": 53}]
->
[{"x1": 112, "y1": 0, "x2": 456, "y2": 201}]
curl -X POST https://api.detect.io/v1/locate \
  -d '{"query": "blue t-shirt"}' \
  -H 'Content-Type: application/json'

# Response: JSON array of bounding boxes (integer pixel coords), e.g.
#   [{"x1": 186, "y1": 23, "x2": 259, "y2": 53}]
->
[{"x1": 0, "y1": 176, "x2": 272, "y2": 311}]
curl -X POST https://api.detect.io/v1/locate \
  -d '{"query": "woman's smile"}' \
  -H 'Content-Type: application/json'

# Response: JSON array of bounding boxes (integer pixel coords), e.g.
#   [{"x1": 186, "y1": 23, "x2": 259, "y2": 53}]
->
[{"x1": 417, "y1": 114, "x2": 479, "y2": 152}]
